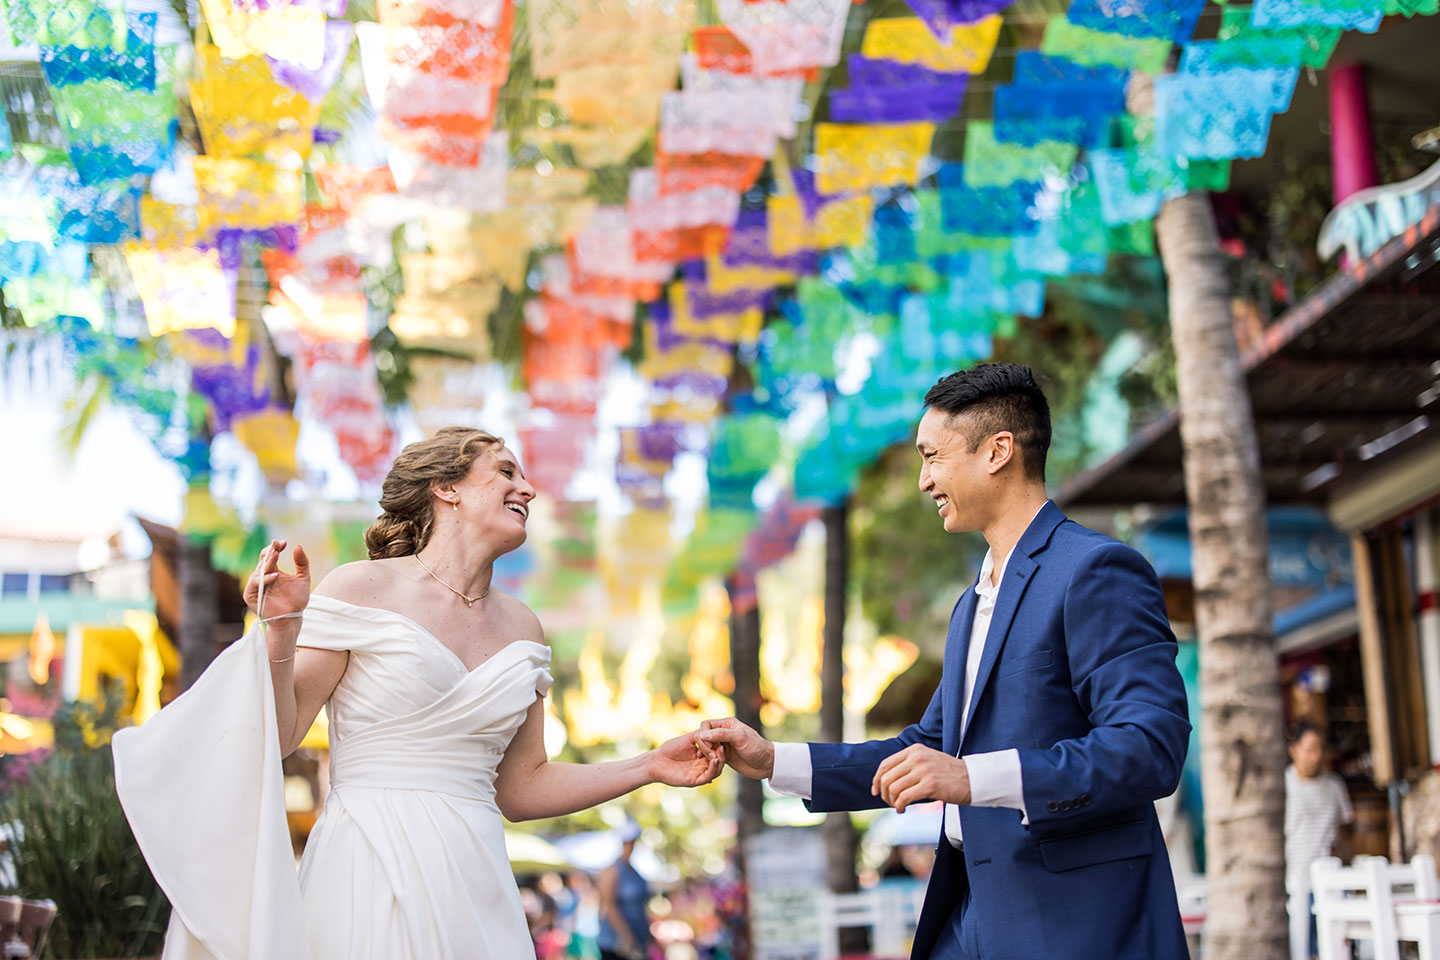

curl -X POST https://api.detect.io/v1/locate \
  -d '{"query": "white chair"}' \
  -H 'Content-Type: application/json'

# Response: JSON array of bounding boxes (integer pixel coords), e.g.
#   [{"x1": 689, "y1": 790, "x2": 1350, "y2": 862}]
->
[
  {"x1": 1174, "y1": 875, "x2": 1206, "y2": 959},
  {"x1": 1311, "y1": 855, "x2": 1440, "y2": 960},
  {"x1": 818, "y1": 885, "x2": 925, "y2": 960}
]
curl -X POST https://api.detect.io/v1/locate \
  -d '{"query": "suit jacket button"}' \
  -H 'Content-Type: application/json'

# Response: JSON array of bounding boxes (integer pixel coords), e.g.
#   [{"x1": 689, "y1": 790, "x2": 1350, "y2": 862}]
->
[
  {"x1": 1059, "y1": 800, "x2": 1071, "y2": 812},
  {"x1": 1081, "y1": 794, "x2": 1092, "y2": 806},
  {"x1": 1047, "y1": 800, "x2": 1059, "y2": 812}
]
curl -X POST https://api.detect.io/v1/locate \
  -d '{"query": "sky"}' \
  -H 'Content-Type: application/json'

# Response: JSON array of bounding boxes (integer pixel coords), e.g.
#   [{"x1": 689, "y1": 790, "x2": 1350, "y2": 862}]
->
[{"x1": 0, "y1": 334, "x2": 186, "y2": 556}]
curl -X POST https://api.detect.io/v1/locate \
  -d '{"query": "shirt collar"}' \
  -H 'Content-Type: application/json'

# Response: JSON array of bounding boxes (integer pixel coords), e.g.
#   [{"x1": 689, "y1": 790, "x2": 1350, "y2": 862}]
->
[{"x1": 975, "y1": 500, "x2": 1052, "y2": 600}]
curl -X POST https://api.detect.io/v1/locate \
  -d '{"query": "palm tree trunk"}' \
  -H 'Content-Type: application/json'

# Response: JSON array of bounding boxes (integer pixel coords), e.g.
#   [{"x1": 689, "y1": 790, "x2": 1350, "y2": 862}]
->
[
  {"x1": 820, "y1": 502, "x2": 864, "y2": 953},
  {"x1": 178, "y1": 535, "x2": 219, "y2": 691},
  {"x1": 727, "y1": 576, "x2": 766, "y2": 851},
  {"x1": 1157, "y1": 188, "x2": 1287, "y2": 960}
]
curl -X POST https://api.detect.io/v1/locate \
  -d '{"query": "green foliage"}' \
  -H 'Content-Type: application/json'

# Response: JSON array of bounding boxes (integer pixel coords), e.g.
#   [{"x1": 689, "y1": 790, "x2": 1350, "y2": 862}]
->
[
  {"x1": 852, "y1": 444, "x2": 985, "y2": 653},
  {"x1": 0, "y1": 698, "x2": 170, "y2": 959},
  {"x1": 1116, "y1": 334, "x2": 1178, "y2": 415}
]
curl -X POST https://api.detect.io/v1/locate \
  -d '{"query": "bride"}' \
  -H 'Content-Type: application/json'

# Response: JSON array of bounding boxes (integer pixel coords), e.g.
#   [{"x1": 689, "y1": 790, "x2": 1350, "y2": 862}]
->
[{"x1": 114, "y1": 427, "x2": 724, "y2": 959}]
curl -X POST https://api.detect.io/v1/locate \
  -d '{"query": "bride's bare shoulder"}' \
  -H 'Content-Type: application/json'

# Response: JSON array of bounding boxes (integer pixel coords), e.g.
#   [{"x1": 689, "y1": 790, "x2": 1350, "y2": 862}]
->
[
  {"x1": 493, "y1": 591, "x2": 547, "y2": 647},
  {"x1": 314, "y1": 557, "x2": 417, "y2": 606}
]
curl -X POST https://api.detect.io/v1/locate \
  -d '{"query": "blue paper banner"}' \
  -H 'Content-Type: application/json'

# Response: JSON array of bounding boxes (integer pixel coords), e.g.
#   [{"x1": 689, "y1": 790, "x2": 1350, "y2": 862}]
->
[
  {"x1": 1251, "y1": 0, "x2": 1383, "y2": 32},
  {"x1": 1011, "y1": 175, "x2": 1109, "y2": 277},
  {"x1": 40, "y1": 11, "x2": 157, "y2": 89},
  {"x1": 1155, "y1": 71, "x2": 1278, "y2": 160},
  {"x1": 1066, "y1": 0, "x2": 1206, "y2": 43},
  {"x1": 0, "y1": 239, "x2": 90, "y2": 280},
  {"x1": 936, "y1": 164, "x2": 1042, "y2": 236},
  {"x1": 1179, "y1": 46, "x2": 1299, "y2": 112},
  {"x1": 873, "y1": 203, "x2": 918, "y2": 266},
  {"x1": 992, "y1": 55, "x2": 1128, "y2": 147}
]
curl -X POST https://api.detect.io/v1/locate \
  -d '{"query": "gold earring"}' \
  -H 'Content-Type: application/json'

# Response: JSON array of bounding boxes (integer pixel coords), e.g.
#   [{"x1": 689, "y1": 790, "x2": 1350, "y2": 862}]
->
[{"x1": 452, "y1": 501, "x2": 459, "y2": 512}]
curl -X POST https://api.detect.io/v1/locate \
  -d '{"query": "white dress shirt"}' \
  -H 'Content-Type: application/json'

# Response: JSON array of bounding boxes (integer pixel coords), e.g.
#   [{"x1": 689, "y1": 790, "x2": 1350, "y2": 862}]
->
[{"x1": 769, "y1": 504, "x2": 1048, "y2": 846}]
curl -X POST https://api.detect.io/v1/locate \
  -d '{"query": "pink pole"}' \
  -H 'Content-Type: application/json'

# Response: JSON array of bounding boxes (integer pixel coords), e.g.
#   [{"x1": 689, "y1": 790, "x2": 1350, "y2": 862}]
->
[{"x1": 1329, "y1": 62, "x2": 1380, "y2": 205}]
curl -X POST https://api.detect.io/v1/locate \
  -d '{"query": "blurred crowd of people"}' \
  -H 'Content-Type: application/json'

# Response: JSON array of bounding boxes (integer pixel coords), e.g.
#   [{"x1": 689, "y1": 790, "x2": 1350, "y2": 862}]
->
[
  {"x1": 519, "y1": 864, "x2": 747, "y2": 960},
  {"x1": 516, "y1": 834, "x2": 934, "y2": 960}
]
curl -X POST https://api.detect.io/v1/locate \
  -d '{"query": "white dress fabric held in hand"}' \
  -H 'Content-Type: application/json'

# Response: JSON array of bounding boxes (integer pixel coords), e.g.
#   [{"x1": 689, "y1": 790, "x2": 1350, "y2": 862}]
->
[{"x1": 114, "y1": 597, "x2": 551, "y2": 959}]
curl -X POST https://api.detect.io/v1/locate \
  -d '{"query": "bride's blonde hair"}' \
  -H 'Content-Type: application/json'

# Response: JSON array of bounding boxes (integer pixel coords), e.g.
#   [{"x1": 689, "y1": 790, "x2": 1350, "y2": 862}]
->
[{"x1": 364, "y1": 427, "x2": 505, "y2": 559}]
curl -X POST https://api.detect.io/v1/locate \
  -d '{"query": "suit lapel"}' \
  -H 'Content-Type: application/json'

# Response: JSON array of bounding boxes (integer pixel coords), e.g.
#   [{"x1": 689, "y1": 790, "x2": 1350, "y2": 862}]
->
[
  {"x1": 958, "y1": 501, "x2": 1067, "y2": 746},
  {"x1": 960, "y1": 553, "x2": 1036, "y2": 744},
  {"x1": 943, "y1": 587, "x2": 979, "y2": 757}
]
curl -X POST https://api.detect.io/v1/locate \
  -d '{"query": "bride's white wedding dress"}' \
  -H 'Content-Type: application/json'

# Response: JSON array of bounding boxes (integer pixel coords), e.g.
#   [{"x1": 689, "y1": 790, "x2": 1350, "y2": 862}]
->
[{"x1": 114, "y1": 593, "x2": 552, "y2": 960}]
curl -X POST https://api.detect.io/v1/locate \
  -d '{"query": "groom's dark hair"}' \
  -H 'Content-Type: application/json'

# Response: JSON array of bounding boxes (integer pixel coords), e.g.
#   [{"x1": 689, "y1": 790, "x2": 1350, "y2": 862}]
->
[{"x1": 924, "y1": 363, "x2": 1051, "y2": 481}]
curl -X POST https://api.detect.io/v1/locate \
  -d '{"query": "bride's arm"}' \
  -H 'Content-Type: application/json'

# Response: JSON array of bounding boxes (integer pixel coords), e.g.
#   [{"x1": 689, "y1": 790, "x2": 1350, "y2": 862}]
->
[
  {"x1": 244, "y1": 541, "x2": 348, "y2": 758},
  {"x1": 270, "y1": 643, "x2": 348, "y2": 758},
  {"x1": 492, "y1": 606, "x2": 722, "y2": 820},
  {"x1": 493, "y1": 701, "x2": 723, "y2": 821}
]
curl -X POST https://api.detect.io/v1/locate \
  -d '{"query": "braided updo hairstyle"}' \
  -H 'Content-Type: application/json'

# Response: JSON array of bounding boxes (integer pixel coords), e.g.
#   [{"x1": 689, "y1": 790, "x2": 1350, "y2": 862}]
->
[{"x1": 363, "y1": 426, "x2": 505, "y2": 560}]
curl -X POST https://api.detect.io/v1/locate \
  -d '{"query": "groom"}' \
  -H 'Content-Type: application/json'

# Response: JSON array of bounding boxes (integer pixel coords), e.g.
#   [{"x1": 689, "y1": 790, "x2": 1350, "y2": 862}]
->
[{"x1": 702, "y1": 363, "x2": 1191, "y2": 960}]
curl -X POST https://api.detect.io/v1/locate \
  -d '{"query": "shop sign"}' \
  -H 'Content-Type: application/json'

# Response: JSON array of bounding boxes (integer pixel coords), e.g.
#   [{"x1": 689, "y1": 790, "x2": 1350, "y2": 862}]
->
[{"x1": 744, "y1": 827, "x2": 826, "y2": 960}]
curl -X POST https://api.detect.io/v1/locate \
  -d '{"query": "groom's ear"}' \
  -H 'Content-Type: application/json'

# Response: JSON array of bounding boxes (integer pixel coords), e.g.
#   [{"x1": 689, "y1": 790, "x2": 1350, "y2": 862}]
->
[{"x1": 985, "y1": 431, "x2": 1017, "y2": 475}]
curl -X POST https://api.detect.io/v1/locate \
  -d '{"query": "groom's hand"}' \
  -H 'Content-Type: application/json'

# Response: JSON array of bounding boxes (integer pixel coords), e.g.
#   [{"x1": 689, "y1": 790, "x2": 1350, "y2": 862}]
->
[
  {"x1": 697, "y1": 718, "x2": 774, "y2": 779},
  {"x1": 648, "y1": 731, "x2": 725, "y2": 787},
  {"x1": 872, "y1": 744, "x2": 971, "y2": 813}
]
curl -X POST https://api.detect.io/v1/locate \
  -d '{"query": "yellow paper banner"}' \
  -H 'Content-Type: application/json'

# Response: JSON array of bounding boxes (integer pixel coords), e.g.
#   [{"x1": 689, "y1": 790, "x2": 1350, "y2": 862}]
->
[
  {"x1": 668, "y1": 283, "x2": 764, "y2": 345},
  {"x1": 409, "y1": 355, "x2": 490, "y2": 436},
  {"x1": 390, "y1": 285, "x2": 502, "y2": 347},
  {"x1": 231, "y1": 408, "x2": 301, "y2": 485},
  {"x1": 550, "y1": 62, "x2": 677, "y2": 128},
  {"x1": 192, "y1": 45, "x2": 321, "y2": 161},
  {"x1": 528, "y1": 0, "x2": 694, "y2": 78},
  {"x1": 861, "y1": 15, "x2": 1002, "y2": 74},
  {"x1": 123, "y1": 245, "x2": 236, "y2": 337},
  {"x1": 523, "y1": 126, "x2": 651, "y2": 167},
  {"x1": 197, "y1": 0, "x2": 327, "y2": 67},
  {"x1": 812, "y1": 122, "x2": 935, "y2": 196},
  {"x1": 194, "y1": 157, "x2": 304, "y2": 232}
]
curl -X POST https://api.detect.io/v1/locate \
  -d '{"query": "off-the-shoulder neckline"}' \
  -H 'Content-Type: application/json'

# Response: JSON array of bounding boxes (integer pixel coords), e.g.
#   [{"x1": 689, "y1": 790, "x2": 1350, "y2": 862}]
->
[{"x1": 307, "y1": 593, "x2": 549, "y2": 677}]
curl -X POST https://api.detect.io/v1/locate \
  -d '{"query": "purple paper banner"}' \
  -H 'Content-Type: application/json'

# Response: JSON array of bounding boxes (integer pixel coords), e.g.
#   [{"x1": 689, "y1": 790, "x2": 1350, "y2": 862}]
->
[
  {"x1": 904, "y1": 0, "x2": 1012, "y2": 40},
  {"x1": 646, "y1": 302, "x2": 731, "y2": 353},
  {"x1": 829, "y1": 80, "x2": 966, "y2": 122},
  {"x1": 186, "y1": 329, "x2": 272, "y2": 430},
  {"x1": 720, "y1": 208, "x2": 821, "y2": 274},
  {"x1": 266, "y1": 20, "x2": 353, "y2": 101},
  {"x1": 674, "y1": 279, "x2": 771, "y2": 320},
  {"x1": 210, "y1": 226, "x2": 301, "y2": 269},
  {"x1": 848, "y1": 54, "x2": 969, "y2": 88}
]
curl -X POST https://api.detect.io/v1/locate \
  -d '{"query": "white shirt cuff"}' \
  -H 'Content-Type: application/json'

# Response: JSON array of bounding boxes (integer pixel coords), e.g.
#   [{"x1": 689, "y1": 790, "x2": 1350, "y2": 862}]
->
[
  {"x1": 767, "y1": 742, "x2": 813, "y2": 800},
  {"x1": 964, "y1": 748, "x2": 1028, "y2": 823}
]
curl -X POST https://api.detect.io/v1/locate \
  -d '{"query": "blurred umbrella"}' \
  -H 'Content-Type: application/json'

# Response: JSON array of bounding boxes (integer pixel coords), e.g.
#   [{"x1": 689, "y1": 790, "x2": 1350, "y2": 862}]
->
[
  {"x1": 504, "y1": 829, "x2": 570, "y2": 873},
  {"x1": 864, "y1": 801, "x2": 945, "y2": 847},
  {"x1": 551, "y1": 830, "x2": 668, "y2": 882}
]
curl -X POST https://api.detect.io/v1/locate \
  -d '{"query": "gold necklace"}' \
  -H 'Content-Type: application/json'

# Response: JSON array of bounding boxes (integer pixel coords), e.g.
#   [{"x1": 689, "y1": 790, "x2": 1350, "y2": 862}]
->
[{"x1": 414, "y1": 554, "x2": 490, "y2": 608}]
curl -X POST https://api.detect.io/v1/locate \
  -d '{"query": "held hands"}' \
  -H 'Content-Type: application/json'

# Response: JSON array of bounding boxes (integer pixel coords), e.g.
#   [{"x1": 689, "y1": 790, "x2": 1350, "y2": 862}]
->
[
  {"x1": 872, "y1": 744, "x2": 971, "y2": 813},
  {"x1": 696, "y1": 718, "x2": 774, "y2": 779},
  {"x1": 647, "y1": 731, "x2": 725, "y2": 788}
]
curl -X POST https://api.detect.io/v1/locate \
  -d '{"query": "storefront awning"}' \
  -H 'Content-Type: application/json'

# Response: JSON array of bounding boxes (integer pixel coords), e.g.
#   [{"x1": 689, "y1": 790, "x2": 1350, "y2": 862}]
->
[{"x1": 1059, "y1": 204, "x2": 1440, "y2": 509}]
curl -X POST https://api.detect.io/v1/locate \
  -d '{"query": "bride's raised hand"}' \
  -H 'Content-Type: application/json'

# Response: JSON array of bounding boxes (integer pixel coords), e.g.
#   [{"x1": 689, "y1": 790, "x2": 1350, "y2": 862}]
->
[
  {"x1": 647, "y1": 731, "x2": 725, "y2": 788},
  {"x1": 242, "y1": 539, "x2": 311, "y2": 622}
]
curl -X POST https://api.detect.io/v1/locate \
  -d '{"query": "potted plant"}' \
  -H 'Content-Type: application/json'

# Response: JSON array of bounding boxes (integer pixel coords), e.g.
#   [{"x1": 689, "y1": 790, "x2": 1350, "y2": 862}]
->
[{"x1": 0, "y1": 695, "x2": 168, "y2": 959}]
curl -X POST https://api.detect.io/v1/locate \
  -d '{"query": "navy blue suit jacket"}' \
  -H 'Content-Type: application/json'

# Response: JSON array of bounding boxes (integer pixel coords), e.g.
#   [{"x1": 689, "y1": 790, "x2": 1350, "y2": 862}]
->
[{"x1": 806, "y1": 502, "x2": 1190, "y2": 960}]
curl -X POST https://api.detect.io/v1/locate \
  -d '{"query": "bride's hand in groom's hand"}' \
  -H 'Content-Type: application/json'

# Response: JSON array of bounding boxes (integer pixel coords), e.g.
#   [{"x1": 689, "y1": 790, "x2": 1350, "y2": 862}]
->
[
  {"x1": 872, "y1": 744, "x2": 970, "y2": 813},
  {"x1": 697, "y1": 718, "x2": 774, "y2": 780},
  {"x1": 648, "y1": 731, "x2": 725, "y2": 788}
]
